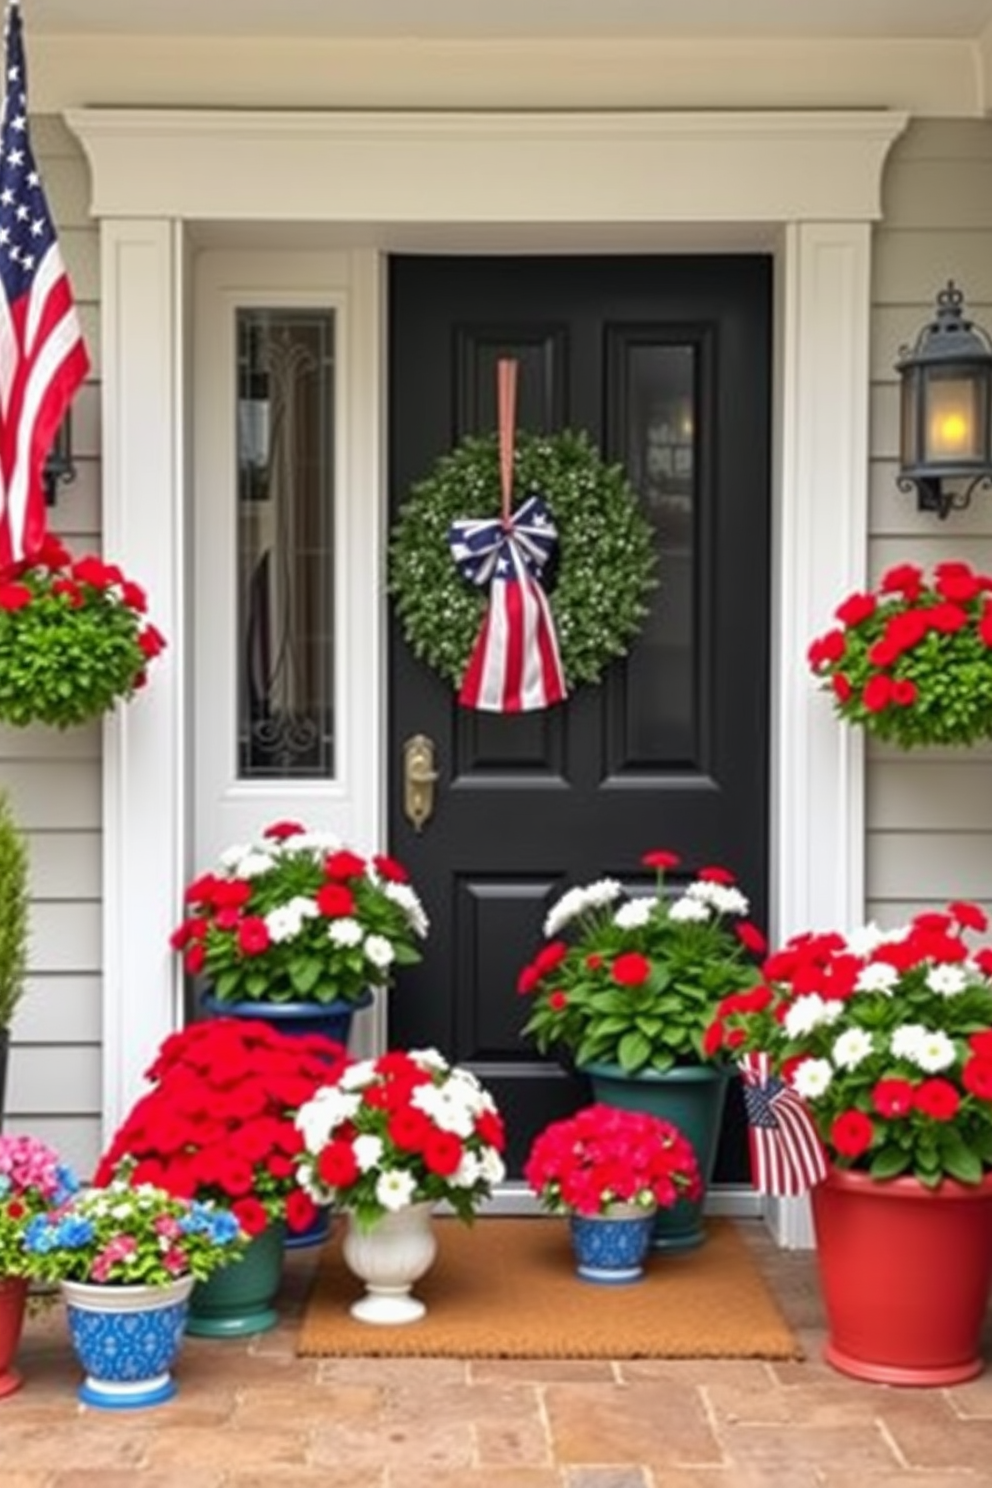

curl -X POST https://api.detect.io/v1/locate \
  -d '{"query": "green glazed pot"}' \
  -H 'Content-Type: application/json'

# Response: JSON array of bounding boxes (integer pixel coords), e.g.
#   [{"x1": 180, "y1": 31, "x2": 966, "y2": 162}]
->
[{"x1": 185, "y1": 1222, "x2": 286, "y2": 1338}]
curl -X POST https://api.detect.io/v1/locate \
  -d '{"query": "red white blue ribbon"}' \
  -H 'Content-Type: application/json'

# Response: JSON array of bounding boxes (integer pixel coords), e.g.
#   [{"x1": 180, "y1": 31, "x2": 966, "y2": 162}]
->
[
  {"x1": 448, "y1": 359, "x2": 566, "y2": 712},
  {"x1": 739, "y1": 1051, "x2": 828, "y2": 1196}
]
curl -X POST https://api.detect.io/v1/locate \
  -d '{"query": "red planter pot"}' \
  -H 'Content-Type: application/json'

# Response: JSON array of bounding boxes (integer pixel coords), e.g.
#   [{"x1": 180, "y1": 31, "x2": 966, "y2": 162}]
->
[
  {"x1": 0, "y1": 1277, "x2": 28, "y2": 1398},
  {"x1": 812, "y1": 1166, "x2": 992, "y2": 1386}
]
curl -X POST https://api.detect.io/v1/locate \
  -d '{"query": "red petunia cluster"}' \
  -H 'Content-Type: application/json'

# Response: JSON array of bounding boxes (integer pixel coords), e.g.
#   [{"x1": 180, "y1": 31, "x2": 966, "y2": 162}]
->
[
  {"x1": 524, "y1": 1102, "x2": 702, "y2": 1217},
  {"x1": 807, "y1": 560, "x2": 992, "y2": 747},
  {"x1": 95, "y1": 1018, "x2": 348, "y2": 1235}
]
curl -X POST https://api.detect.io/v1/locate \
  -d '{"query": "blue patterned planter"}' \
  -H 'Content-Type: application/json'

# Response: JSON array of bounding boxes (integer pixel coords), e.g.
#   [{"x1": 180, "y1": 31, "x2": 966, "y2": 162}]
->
[
  {"x1": 61, "y1": 1276, "x2": 194, "y2": 1409},
  {"x1": 569, "y1": 1205, "x2": 656, "y2": 1284}
]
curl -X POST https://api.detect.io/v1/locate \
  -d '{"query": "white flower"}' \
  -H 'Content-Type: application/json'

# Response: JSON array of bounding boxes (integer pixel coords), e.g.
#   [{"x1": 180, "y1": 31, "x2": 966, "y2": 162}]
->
[
  {"x1": 669, "y1": 896, "x2": 711, "y2": 924},
  {"x1": 855, "y1": 962, "x2": 899, "y2": 995},
  {"x1": 412, "y1": 1081, "x2": 475, "y2": 1138},
  {"x1": 234, "y1": 850, "x2": 277, "y2": 879},
  {"x1": 364, "y1": 934, "x2": 395, "y2": 970},
  {"x1": 791, "y1": 1058, "x2": 834, "y2": 1099},
  {"x1": 927, "y1": 965, "x2": 968, "y2": 997},
  {"x1": 480, "y1": 1148, "x2": 506, "y2": 1186},
  {"x1": 614, "y1": 898, "x2": 655, "y2": 930},
  {"x1": 686, "y1": 881, "x2": 749, "y2": 917},
  {"x1": 328, "y1": 917, "x2": 363, "y2": 948},
  {"x1": 845, "y1": 922, "x2": 892, "y2": 958},
  {"x1": 450, "y1": 1151, "x2": 483, "y2": 1188},
  {"x1": 352, "y1": 1135, "x2": 385, "y2": 1173},
  {"x1": 338, "y1": 1059, "x2": 377, "y2": 1090},
  {"x1": 375, "y1": 1169, "x2": 418, "y2": 1211},
  {"x1": 383, "y1": 881, "x2": 430, "y2": 938},
  {"x1": 543, "y1": 878, "x2": 623, "y2": 938},
  {"x1": 408, "y1": 1047, "x2": 449, "y2": 1072},
  {"x1": 783, "y1": 993, "x2": 842, "y2": 1039},
  {"x1": 284, "y1": 830, "x2": 342, "y2": 856},
  {"x1": 891, "y1": 1023, "x2": 956, "y2": 1072},
  {"x1": 295, "y1": 1087, "x2": 362, "y2": 1149},
  {"x1": 218, "y1": 843, "x2": 251, "y2": 870},
  {"x1": 832, "y1": 1027, "x2": 874, "y2": 1071},
  {"x1": 265, "y1": 896, "x2": 317, "y2": 943}
]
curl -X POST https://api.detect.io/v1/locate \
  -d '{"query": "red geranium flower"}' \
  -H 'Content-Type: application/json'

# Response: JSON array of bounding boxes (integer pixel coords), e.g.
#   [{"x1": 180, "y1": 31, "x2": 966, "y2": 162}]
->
[
  {"x1": 830, "y1": 1109, "x2": 874, "y2": 1158},
  {"x1": 612, "y1": 952, "x2": 651, "y2": 987}
]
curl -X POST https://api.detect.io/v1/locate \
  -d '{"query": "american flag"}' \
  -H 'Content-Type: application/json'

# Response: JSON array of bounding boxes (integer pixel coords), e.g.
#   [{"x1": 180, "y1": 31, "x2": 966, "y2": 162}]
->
[
  {"x1": 449, "y1": 494, "x2": 567, "y2": 712},
  {"x1": 739, "y1": 1051, "x2": 828, "y2": 1196},
  {"x1": 0, "y1": 1, "x2": 89, "y2": 569}
]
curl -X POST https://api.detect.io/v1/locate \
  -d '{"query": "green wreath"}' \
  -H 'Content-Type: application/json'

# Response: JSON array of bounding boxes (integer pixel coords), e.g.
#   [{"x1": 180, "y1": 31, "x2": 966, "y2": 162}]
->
[{"x1": 388, "y1": 429, "x2": 657, "y2": 690}]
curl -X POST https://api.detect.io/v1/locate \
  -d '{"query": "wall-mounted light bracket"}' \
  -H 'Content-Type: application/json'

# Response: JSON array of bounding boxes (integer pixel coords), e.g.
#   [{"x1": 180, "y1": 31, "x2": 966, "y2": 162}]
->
[{"x1": 42, "y1": 410, "x2": 77, "y2": 507}]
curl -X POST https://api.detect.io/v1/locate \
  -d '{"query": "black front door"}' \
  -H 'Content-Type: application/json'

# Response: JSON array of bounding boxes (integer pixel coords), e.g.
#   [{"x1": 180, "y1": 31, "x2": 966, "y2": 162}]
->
[{"x1": 387, "y1": 254, "x2": 771, "y2": 1179}]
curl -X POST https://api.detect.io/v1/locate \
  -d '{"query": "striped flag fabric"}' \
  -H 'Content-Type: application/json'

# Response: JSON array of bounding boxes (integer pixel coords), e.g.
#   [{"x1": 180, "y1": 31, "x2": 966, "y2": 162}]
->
[
  {"x1": 739, "y1": 1051, "x2": 829, "y2": 1196},
  {"x1": 0, "y1": 1, "x2": 90, "y2": 569},
  {"x1": 449, "y1": 494, "x2": 567, "y2": 712}
]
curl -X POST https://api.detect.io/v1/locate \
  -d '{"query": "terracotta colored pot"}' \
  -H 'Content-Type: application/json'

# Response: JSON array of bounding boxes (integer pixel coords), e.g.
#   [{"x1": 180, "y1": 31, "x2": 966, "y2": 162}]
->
[{"x1": 812, "y1": 1166, "x2": 992, "y2": 1386}]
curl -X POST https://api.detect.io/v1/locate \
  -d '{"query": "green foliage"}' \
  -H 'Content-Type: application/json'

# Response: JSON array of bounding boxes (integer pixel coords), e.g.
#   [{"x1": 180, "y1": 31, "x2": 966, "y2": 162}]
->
[
  {"x1": 388, "y1": 429, "x2": 657, "y2": 690},
  {"x1": 0, "y1": 789, "x2": 28, "y2": 1028},
  {"x1": 0, "y1": 539, "x2": 164, "y2": 728},
  {"x1": 518, "y1": 858, "x2": 763, "y2": 1075}
]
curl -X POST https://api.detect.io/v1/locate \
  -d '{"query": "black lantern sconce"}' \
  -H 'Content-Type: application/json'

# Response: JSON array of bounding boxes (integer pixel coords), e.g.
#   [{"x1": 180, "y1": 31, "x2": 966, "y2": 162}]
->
[
  {"x1": 896, "y1": 281, "x2": 992, "y2": 519},
  {"x1": 42, "y1": 409, "x2": 77, "y2": 507}
]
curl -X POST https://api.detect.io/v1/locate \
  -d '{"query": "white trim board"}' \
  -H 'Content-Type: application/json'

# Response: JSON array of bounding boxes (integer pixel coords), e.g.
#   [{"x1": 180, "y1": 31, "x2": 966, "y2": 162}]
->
[{"x1": 67, "y1": 107, "x2": 908, "y2": 1246}]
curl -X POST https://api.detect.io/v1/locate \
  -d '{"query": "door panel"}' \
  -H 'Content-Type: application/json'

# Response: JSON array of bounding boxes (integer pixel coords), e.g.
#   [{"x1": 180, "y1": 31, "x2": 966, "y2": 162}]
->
[{"x1": 388, "y1": 255, "x2": 771, "y2": 1178}]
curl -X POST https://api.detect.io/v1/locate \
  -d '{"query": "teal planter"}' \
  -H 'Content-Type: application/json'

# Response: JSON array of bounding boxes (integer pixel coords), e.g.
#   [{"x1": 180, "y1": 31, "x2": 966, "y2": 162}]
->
[
  {"x1": 580, "y1": 1061, "x2": 729, "y2": 1253},
  {"x1": 185, "y1": 1223, "x2": 286, "y2": 1338}
]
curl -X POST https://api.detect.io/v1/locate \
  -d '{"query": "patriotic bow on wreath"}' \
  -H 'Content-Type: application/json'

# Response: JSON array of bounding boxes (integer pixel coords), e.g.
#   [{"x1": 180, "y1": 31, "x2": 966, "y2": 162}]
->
[{"x1": 447, "y1": 360, "x2": 567, "y2": 712}]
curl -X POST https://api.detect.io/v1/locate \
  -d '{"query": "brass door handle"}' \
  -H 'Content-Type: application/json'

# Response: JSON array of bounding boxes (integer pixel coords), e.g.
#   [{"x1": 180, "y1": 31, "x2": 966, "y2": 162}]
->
[{"x1": 403, "y1": 734, "x2": 440, "y2": 832}]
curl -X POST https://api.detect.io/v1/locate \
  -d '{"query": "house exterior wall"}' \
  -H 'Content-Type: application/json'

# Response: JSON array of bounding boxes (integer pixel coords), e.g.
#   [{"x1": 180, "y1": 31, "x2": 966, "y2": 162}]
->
[
  {"x1": 1, "y1": 112, "x2": 987, "y2": 1178},
  {"x1": 867, "y1": 118, "x2": 992, "y2": 928},
  {"x1": 0, "y1": 117, "x2": 102, "y2": 1177}
]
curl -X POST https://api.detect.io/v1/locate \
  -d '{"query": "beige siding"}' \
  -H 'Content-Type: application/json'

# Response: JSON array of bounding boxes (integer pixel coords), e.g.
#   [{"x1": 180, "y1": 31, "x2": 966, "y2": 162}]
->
[
  {"x1": 0, "y1": 117, "x2": 101, "y2": 1175},
  {"x1": 867, "y1": 118, "x2": 992, "y2": 927}
]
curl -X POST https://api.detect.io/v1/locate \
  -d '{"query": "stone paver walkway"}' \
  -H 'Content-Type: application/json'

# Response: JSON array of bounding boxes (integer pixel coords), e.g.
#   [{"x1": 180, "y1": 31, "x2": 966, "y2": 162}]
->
[{"x1": 4, "y1": 1220, "x2": 992, "y2": 1487}]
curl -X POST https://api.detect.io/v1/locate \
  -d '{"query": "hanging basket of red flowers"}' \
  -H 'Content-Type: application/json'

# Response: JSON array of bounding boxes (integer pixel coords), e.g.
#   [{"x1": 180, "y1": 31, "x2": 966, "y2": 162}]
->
[
  {"x1": 0, "y1": 535, "x2": 165, "y2": 728},
  {"x1": 94, "y1": 1018, "x2": 348, "y2": 1238},
  {"x1": 807, "y1": 560, "x2": 992, "y2": 749}
]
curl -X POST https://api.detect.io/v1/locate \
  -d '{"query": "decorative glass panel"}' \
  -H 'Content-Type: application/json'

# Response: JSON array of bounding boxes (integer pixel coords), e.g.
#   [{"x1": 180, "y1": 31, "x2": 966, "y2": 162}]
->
[
  {"x1": 236, "y1": 308, "x2": 335, "y2": 778},
  {"x1": 622, "y1": 342, "x2": 696, "y2": 763}
]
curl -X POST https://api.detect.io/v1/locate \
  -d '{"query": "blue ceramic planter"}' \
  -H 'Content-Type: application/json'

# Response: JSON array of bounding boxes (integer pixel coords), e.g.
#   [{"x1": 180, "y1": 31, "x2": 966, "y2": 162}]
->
[
  {"x1": 569, "y1": 1206, "x2": 656, "y2": 1284},
  {"x1": 61, "y1": 1277, "x2": 194, "y2": 1409}
]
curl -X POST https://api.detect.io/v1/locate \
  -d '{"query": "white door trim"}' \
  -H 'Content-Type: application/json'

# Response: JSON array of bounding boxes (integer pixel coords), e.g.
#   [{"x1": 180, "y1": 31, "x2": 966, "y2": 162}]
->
[{"x1": 69, "y1": 108, "x2": 906, "y2": 1243}]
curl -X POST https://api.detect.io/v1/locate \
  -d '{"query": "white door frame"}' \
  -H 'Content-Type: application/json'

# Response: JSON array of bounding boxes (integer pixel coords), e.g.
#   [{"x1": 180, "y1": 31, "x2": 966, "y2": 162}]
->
[{"x1": 67, "y1": 107, "x2": 908, "y2": 1245}]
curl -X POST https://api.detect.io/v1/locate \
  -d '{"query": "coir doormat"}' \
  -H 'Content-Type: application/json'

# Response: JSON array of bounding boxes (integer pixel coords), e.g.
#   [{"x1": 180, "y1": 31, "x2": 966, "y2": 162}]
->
[{"x1": 296, "y1": 1216, "x2": 802, "y2": 1360}]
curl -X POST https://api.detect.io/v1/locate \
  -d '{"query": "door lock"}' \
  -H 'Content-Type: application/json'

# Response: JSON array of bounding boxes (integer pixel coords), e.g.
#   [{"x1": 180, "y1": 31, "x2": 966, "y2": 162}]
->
[{"x1": 403, "y1": 734, "x2": 440, "y2": 833}]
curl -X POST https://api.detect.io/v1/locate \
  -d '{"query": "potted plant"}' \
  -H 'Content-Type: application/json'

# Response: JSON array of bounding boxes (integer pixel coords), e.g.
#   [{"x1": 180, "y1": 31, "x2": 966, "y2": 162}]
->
[
  {"x1": 706, "y1": 901, "x2": 992, "y2": 1385},
  {"x1": 23, "y1": 1167, "x2": 246, "y2": 1408},
  {"x1": 524, "y1": 1103, "x2": 702, "y2": 1284},
  {"x1": 0, "y1": 790, "x2": 27, "y2": 1127},
  {"x1": 807, "y1": 559, "x2": 992, "y2": 748},
  {"x1": 516, "y1": 848, "x2": 765, "y2": 1251},
  {"x1": 0, "y1": 533, "x2": 166, "y2": 728},
  {"x1": 0, "y1": 1133, "x2": 78, "y2": 1398},
  {"x1": 171, "y1": 820, "x2": 428, "y2": 1046},
  {"x1": 294, "y1": 1047, "x2": 507, "y2": 1324},
  {"x1": 93, "y1": 1017, "x2": 349, "y2": 1335}
]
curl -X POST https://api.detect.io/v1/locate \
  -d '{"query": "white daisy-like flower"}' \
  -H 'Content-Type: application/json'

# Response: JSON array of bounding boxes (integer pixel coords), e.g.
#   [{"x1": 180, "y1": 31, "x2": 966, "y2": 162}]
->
[
  {"x1": 543, "y1": 878, "x2": 623, "y2": 938},
  {"x1": 450, "y1": 1151, "x2": 484, "y2": 1188},
  {"x1": 364, "y1": 934, "x2": 395, "y2": 970},
  {"x1": 218, "y1": 843, "x2": 251, "y2": 870},
  {"x1": 287, "y1": 830, "x2": 343, "y2": 856},
  {"x1": 832, "y1": 1027, "x2": 874, "y2": 1071},
  {"x1": 891, "y1": 1023, "x2": 956, "y2": 1072},
  {"x1": 338, "y1": 1059, "x2": 377, "y2": 1091},
  {"x1": 926, "y1": 964, "x2": 968, "y2": 997},
  {"x1": 783, "y1": 993, "x2": 836, "y2": 1039},
  {"x1": 408, "y1": 1047, "x2": 449, "y2": 1072},
  {"x1": 845, "y1": 922, "x2": 892, "y2": 958},
  {"x1": 479, "y1": 1148, "x2": 507, "y2": 1185},
  {"x1": 265, "y1": 904, "x2": 308, "y2": 943},
  {"x1": 412, "y1": 1082, "x2": 475, "y2": 1138},
  {"x1": 383, "y1": 881, "x2": 430, "y2": 938},
  {"x1": 328, "y1": 916, "x2": 363, "y2": 948},
  {"x1": 669, "y1": 896, "x2": 711, "y2": 924},
  {"x1": 234, "y1": 850, "x2": 277, "y2": 879},
  {"x1": 352, "y1": 1134, "x2": 385, "y2": 1173},
  {"x1": 294, "y1": 1087, "x2": 362, "y2": 1149},
  {"x1": 855, "y1": 962, "x2": 899, "y2": 995},
  {"x1": 375, "y1": 1169, "x2": 418, "y2": 1211},
  {"x1": 614, "y1": 898, "x2": 655, "y2": 930},
  {"x1": 686, "y1": 881, "x2": 749, "y2": 917},
  {"x1": 791, "y1": 1058, "x2": 834, "y2": 1099}
]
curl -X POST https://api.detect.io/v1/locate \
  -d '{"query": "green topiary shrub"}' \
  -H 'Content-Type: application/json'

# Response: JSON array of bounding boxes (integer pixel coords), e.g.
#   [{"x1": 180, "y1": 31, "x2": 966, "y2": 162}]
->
[{"x1": 0, "y1": 789, "x2": 28, "y2": 1030}]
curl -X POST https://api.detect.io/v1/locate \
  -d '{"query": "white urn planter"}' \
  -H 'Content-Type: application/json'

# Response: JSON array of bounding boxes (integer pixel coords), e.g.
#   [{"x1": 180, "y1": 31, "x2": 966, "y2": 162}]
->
[{"x1": 342, "y1": 1201, "x2": 437, "y2": 1324}]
